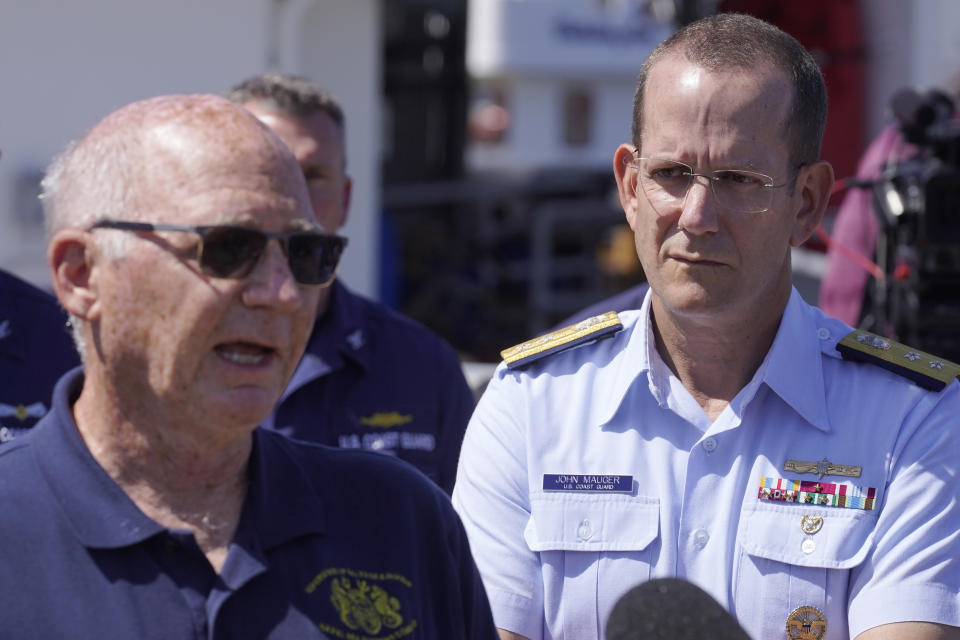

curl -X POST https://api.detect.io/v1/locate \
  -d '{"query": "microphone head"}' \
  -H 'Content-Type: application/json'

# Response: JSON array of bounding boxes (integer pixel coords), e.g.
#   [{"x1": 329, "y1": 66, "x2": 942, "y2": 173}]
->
[{"x1": 605, "y1": 578, "x2": 752, "y2": 640}]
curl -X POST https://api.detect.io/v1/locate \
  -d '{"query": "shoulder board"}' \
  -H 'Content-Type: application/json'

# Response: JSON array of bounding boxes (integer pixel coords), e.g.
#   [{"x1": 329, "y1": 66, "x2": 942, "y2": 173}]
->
[
  {"x1": 501, "y1": 311, "x2": 623, "y2": 370},
  {"x1": 836, "y1": 329, "x2": 960, "y2": 391}
]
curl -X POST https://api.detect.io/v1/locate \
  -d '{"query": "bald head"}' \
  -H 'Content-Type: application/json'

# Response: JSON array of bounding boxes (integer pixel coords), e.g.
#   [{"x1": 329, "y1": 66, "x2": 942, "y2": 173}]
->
[
  {"x1": 42, "y1": 94, "x2": 317, "y2": 361},
  {"x1": 42, "y1": 94, "x2": 310, "y2": 237}
]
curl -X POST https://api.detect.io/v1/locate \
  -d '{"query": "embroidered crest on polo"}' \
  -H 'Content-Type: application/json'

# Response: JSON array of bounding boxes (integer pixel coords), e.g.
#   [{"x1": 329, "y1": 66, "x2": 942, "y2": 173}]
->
[
  {"x1": 542, "y1": 473, "x2": 633, "y2": 493},
  {"x1": 0, "y1": 319, "x2": 10, "y2": 340},
  {"x1": 304, "y1": 567, "x2": 418, "y2": 639},
  {"x1": 785, "y1": 605, "x2": 827, "y2": 640},
  {"x1": 757, "y1": 477, "x2": 877, "y2": 510},
  {"x1": 784, "y1": 457, "x2": 861, "y2": 480}
]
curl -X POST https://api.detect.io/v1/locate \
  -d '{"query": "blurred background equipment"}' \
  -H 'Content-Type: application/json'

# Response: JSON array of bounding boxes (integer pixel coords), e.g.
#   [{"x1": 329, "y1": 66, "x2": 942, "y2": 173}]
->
[
  {"x1": 3, "y1": 0, "x2": 960, "y2": 365},
  {"x1": 383, "y1": 0, "x2": 671, "y2": 360},
  {"x1": 861, "y1": 87, "x2": 960, "y2": 360}
]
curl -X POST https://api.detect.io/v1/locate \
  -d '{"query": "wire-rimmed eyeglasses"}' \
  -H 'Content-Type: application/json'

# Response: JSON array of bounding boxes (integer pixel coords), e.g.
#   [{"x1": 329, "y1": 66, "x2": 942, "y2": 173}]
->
[
  {"x1": 625, "y1": 156, "x2": 797, "y2": 215},
  {"x1": 89, "y1": 220, "x2": 347, "y2": 286}
]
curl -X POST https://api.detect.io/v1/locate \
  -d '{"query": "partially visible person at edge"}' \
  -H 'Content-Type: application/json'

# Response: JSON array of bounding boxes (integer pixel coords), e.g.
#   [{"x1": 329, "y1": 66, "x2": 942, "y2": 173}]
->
[
  {"x1": 453, "y1": 13, "x2": 960, "y2": 640},
  {"x1": 0, "y1": 149, "x2": 80, "y2": 442},
  {"x1": 818, "y1": 125, "x2": 914, "y2": 325},
  {"x1": 228, "y1": 73, "x2": 474, "y2": 494},
  {"x1": 0, "y1": 94, "x2": 497, "y2": 638},
  {"x1": 0, "y1": 267, "x2": 80, "y2": 441}
]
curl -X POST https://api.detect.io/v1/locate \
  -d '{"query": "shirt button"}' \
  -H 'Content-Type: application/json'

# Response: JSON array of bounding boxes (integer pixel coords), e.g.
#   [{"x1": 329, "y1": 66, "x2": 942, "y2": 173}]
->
[
  {"x1": 693, "y1": 529, "x2": 710, "y2": 548},
  {"x1": 577, "y1": 519, "x2": 593, "y2": 541},
  {"x1": 817, "y1": 328, "x2": 831, "y2": 340},
  {"x1": 802, "y1": 538, "x2": 816, "y2": 555},
  {"x1": 701, "y1": 437, "x2": 718, "y2": 453}
]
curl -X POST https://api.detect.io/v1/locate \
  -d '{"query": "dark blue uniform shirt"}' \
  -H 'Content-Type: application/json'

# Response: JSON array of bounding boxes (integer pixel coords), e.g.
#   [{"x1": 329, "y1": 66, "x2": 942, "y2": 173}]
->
[
  {"x1": 265, "y1": 281, "x2": 474, "y2": 494},
  {"x1": 0, "y1": 369, "x2": 496, "y2": 639},
  {"x1": 555, "y1": 282, "x2": 650, "y2": 328},
  {"x1": 0, "y1": 269, "x2": 80, "y2": 441}
]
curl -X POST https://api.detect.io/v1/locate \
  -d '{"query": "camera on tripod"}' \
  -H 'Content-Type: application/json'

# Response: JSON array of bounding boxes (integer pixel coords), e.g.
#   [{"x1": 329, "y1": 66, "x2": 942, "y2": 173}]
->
[{"x1": 865, "y1": 88, "x2": 960, "y2": 360}]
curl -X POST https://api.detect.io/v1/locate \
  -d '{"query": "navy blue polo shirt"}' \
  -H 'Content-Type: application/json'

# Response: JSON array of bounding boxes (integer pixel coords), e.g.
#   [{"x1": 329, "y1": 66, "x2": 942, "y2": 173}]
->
[
  {"x1": 265, "y1": 280, "x2": 474, "y2": 494},
  {"x1": 0, "y1": 269, "x2": 80, "y2": 441},
  {"x1": 0, "y1": 369, "x2": 497, "y2": 639}
]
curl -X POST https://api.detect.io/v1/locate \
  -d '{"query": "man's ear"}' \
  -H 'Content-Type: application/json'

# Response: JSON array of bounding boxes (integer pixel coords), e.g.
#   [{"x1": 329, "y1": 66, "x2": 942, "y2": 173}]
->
[
  {"x1": 789, "y1": 160, "x2": 834, "y2": 247},
  {"x1": 613, "y1": 144, "x2": 641, "y2": 231},
  {"x1": 47, "y1": 229, "x2": 100, "y2": 321}
]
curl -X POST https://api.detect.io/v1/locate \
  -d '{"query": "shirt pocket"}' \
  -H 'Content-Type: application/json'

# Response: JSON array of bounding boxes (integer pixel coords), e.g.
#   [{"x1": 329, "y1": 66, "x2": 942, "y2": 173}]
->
[
  {"x1": 734, "y1": 501, "x2": 877, "y2": 640},
  {"x1": 523, "y1": 493, "x2": 660, "y2": 639}
]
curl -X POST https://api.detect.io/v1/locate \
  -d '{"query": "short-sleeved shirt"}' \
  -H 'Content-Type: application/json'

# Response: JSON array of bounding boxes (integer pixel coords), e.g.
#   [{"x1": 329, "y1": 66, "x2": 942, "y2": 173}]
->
[
  {"x1": 453, "y1": 288, "x2": 960, "y2": 640},
  {"x1": 0, "y1": 369, "x2": 497, "y2": 639},
  {"x1": 264, "y1": 280, "x2": 474, "y2": 494},
  {"x1": 0, "y1": 269, "x2": 80, "y2": 441}
]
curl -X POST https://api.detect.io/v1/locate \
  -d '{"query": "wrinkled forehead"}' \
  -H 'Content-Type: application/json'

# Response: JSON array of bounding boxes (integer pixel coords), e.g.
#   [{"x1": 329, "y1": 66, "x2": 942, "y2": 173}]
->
[{"x1": 640, "y1": 56, "x2": 793, "y2": 164}]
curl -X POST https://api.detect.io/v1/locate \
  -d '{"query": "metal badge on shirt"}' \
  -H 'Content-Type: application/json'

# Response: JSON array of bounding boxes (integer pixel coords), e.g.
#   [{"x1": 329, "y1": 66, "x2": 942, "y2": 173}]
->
[{"x1": 542, "y1": 473, "x2": 633, "y2": 493}]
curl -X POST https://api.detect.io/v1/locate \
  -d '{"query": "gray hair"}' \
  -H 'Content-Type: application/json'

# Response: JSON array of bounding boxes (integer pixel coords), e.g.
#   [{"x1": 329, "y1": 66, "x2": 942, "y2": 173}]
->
[
  {"x1": 226, "y1": 72, "x2": 345, "y2": 128},
  {"x1": 40, "y1": 117, "x2": 144, "y2": 359},
  {"x1": 226, "y1": 72, "x2": 347, "y2": 165}
]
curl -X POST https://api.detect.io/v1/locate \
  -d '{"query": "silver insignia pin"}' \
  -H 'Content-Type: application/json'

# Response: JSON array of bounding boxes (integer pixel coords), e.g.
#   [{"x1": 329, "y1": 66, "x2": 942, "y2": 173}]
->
[{"x1": 784, "y1": 457, "x2": 862, "y2": 480}]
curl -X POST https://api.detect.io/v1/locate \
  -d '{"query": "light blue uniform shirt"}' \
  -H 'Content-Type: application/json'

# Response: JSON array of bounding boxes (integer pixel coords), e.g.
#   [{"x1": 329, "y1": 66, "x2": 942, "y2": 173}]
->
[{"x1": 453, "y1": 288, "x2": 960, "y2": 640}]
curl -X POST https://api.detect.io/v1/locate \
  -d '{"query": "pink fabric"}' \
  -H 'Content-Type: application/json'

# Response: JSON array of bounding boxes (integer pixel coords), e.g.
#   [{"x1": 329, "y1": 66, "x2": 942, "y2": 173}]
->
[{"x1": 818, "y1": 126, "x2": 915, "y2": 324}]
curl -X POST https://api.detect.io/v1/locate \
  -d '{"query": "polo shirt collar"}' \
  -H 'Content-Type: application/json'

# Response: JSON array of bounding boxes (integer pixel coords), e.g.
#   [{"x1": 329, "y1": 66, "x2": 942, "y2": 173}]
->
[
  {"x1": 245, "y1": 429, "x2": 326, "y2": 549},
  {"x1": 35, "y1": 370, "x2": 328, "y2": 551},
  {"x1": 33, "y1": 369, "x2": 165, "y2": 549},
  {"x1": 282, "y1": 280, "x2": 369, "y2": 401}
]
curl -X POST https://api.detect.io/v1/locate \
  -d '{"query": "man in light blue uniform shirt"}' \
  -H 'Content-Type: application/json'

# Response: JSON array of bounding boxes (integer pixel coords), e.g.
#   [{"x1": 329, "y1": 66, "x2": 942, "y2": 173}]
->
[{"x1": 453, "y1": 13, "x2": 960, "y2": 640}]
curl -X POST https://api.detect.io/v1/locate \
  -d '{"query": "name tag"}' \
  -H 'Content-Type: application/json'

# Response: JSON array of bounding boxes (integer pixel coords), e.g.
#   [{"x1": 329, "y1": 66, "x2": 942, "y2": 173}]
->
[{"x1": 542, "y1": 474, "x2": 633, "y2": 493}]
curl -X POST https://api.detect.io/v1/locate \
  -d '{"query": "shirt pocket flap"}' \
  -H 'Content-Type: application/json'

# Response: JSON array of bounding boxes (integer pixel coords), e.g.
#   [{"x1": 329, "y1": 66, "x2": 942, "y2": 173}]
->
[
  {"x1": 524, "y1": 493, "x2": 659, "y2": 552},
  {"x1": 739, "y1": 502, "x2": 876, "y2": 569}
]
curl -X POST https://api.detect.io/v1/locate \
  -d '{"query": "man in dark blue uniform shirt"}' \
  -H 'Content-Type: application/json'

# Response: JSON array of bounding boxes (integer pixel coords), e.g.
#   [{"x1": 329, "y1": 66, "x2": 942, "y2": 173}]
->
[
  {"x1": 0, "y1": 267, "x2": 80, "y2": 441},
  {"x1": 555, "y1": 282, "x2": 650, "y2": 329},
  {"x1": 0, "y1": 94, "x2": 496, "y2": 639},
  {"x1": 0, "y1": 143, "x2": 81, "y2": 441},
  {"x1": 228, "y1": 74, "x2": 474, "y2": 493}
]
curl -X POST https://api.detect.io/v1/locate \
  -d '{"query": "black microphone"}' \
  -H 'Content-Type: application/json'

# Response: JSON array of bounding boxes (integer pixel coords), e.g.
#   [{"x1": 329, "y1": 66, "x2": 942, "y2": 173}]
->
[{"x1": 605, "y1": 578, "x2": 752, "y2": 640}]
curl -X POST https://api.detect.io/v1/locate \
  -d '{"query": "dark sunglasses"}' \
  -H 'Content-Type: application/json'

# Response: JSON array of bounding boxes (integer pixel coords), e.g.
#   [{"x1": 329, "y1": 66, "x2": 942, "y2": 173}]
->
[{"x1": 89, "y1": 220, "x2": 347, "y2": 285}]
